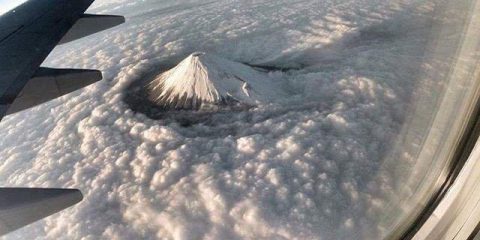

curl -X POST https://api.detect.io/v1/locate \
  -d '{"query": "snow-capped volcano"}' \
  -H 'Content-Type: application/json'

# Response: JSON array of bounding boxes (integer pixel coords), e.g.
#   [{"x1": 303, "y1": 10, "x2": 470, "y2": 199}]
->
[{"x1": 146, "y1": 52, "x2": 286, "y2": 110}]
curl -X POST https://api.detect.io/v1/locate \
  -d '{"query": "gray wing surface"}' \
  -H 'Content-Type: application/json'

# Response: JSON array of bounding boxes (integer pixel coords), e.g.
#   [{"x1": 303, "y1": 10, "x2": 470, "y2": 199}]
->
[
  {"x1": 0, "y1": 0, "x2": 124, "y2": 236},
  {"x1": 0, "y1": 188, "x2": 83, "y2": 235},
  {"x1": 0, "y1": 0, "x2": 124, "y2": 120}
]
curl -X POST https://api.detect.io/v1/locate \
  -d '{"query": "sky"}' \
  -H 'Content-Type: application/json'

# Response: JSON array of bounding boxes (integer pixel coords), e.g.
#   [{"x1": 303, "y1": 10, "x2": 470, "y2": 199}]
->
[{"x1": 0, "y1": 0, "x2": 27, "y2": 14}]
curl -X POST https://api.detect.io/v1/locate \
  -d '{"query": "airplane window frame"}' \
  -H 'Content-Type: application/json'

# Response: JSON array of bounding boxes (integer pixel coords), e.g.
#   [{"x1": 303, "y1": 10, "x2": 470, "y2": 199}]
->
[
  {"x1": 403, "y1": 92, "x2": 480, "y2": 238},
  {"x1": 383, "y1": 0, "x2": 480, "y2": 237}
]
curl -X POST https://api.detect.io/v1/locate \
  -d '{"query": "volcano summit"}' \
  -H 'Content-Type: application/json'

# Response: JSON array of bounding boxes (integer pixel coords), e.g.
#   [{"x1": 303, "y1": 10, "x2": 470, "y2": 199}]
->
[{"x1": 146, "y1": 52, "x2": 286, "y2": 110}]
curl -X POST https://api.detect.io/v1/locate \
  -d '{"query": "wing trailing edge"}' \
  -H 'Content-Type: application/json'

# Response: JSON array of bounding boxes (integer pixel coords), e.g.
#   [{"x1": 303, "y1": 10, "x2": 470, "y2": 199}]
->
[
  {"x1": 6, "y1": 68, "x2": 102, "y2": 115},
  {"x1": 0, "y1": 188, "x2": 83, "y2": 236},
  {"x1": 59, "y1": 14, "x2": 125, "y2": 45}
]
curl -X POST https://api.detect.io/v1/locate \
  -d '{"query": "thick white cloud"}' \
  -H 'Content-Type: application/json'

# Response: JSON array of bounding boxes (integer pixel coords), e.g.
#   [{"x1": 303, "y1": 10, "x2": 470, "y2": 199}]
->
[{"x1": 0, "y1": 0, "x2": 456, "y2": 239}]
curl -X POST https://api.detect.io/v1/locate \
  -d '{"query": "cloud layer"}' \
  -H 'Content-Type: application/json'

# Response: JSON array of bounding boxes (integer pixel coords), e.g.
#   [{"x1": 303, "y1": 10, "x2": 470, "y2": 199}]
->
[{"x1": 0, "y1": 0, "x2": 456, "y2": 239}]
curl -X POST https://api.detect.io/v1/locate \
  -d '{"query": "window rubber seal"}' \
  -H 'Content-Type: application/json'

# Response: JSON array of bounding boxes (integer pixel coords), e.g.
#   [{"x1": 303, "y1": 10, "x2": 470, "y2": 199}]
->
[{"x1": 399, "y1": 82, "x2": 480, "y2": 239}]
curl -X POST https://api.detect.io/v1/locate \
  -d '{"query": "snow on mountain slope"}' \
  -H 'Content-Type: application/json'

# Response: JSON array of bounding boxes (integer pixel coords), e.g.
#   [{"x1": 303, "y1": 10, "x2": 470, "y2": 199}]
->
[
  {"x1": 0, "y1": 0, "x2": 463, "y2": 239},
  {"x1": 147, "y1": 52, "x2": 287, "y2": 110}
]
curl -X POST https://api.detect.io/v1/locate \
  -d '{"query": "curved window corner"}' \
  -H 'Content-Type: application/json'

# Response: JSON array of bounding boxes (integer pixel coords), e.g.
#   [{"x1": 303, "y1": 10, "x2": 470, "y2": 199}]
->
[{"x1": 412, "y1": 136, "x2": 480, "y2": 240}]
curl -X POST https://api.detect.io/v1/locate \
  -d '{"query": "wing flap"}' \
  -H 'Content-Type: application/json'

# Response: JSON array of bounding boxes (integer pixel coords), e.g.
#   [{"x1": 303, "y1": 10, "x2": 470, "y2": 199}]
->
[
  {"x1": 6, "y1": 68, "x2": 102, "y2": 115},
  {"x1": 59, "y1": 14, "x2": 125, "y2": 44}
]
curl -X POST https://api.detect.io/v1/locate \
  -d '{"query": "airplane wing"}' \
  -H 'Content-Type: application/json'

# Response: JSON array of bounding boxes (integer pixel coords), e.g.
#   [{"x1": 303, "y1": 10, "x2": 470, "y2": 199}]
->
[
  {"x1": 0, "y1": 0, "x2": 124, "y2": 119},
  {"x1": 0, "y1": 188, "x2": 83, "y2": 235},
  {"x1": 0, "y1": 0, "x2": 124, "y2": 236}
]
